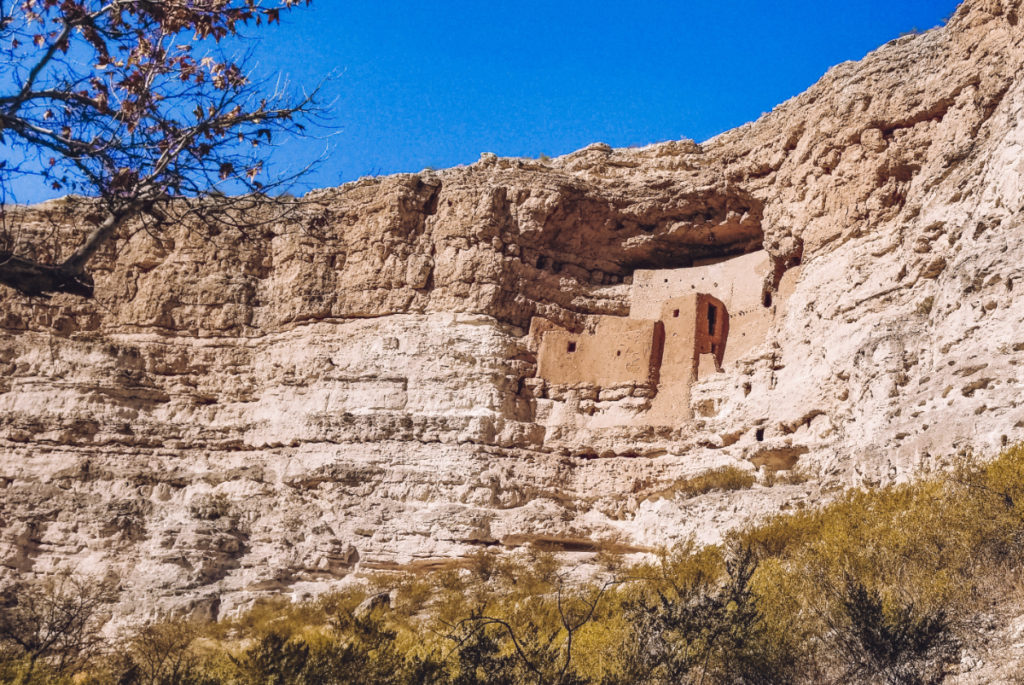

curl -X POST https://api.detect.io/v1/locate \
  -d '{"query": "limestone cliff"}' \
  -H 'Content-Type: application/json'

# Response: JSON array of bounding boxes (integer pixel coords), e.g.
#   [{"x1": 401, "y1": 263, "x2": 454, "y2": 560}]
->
[{"x1": 2, "y1": 0, "x2": 1024, "y2": 622}]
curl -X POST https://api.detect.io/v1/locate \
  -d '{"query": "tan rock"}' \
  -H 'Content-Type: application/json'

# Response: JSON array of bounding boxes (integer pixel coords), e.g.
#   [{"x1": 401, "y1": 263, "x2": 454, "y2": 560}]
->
[{"x1": 2, "y1": 0, "x2": 1024, "y2": 624}]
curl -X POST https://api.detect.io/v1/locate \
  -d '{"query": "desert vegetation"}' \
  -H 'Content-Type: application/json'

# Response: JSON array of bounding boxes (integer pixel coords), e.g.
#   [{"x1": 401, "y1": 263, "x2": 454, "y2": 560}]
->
[
  {"x1": 6, "y1": 445, "x2": 1024, "y2": 683},
  {"x1": 644, "y1": 464, "x2": 756, "y2": 502}
]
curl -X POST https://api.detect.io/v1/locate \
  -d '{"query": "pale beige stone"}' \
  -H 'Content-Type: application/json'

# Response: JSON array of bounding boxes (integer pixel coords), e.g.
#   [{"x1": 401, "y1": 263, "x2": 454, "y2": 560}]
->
[{"x1": 1, "y1": 0, "x2": 1024, "y2": 628}]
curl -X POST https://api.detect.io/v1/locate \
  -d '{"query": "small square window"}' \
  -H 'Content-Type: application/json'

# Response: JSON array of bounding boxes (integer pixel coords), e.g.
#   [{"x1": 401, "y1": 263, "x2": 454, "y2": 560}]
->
[
  {"x1": 567, "y1": 342, "x2": 577, "y2": 353},
  {"x1": 672, "y1": 309, "x2": 680, "y2": 318},
  {"x1": 616, "y1": 350, "x2": 622, "y2": 357}
]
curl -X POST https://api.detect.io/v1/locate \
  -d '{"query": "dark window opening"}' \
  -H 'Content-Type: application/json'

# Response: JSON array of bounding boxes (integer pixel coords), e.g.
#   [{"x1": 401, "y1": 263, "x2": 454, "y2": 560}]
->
[
  {"x1": 672, "y1": 309, "x2": 680, "y2": 318},
  {"x1": 763, "y1": 291, "x2": 773, "y2": 308},
  {"x1": 567, "y1": 342, "x2": 576, "y2": 353},
  {"x1": 616, "y1": 350, "x2": 622, "y2": 357},
  {"x1": 707, "y1": 305, "x2": 717, "y2": 336},
  {"x1": 755, "y1": 428, "x2": 765, "y2": 442}
]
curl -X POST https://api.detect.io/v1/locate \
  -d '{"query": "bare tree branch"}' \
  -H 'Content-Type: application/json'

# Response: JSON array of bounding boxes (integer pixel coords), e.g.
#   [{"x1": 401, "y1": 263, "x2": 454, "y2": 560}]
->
[{"x1": 0, "y1": 0, "x2": 323, "y2": 298}]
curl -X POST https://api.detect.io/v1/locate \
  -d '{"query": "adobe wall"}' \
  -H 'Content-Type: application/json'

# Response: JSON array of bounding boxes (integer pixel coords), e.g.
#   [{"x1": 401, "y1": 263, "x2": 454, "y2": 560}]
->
[
  {"x1": 534, "y1": 250, "x2": 798, "y2": 426},
  {"x1": 693, "y1": 294, "x2": 729, "y2": 371},
  {"x1": 645, "y1": 293, "x2": 728, "y2": 422},
  {"x1": 631, "y1": 251, "x2": 800, "y2": 366},
  {"x1": 724, "y1": 306, "x2": 771, "y2": 364},
  {"x1": 536, "y1": 317, "x2": 663, "y2": 386},
  {"x1": 657, "y1": 295, "x2": 700, "y2": 388},
  {"x1": 630, "y1": 250, "x2": 771, "y2": 319}
]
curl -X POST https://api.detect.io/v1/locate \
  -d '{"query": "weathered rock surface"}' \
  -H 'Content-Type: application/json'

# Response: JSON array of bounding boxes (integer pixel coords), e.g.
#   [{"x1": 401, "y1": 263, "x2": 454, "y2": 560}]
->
[{"x1": 3, "y1": 0, "x2": 1024, "y2": 622}]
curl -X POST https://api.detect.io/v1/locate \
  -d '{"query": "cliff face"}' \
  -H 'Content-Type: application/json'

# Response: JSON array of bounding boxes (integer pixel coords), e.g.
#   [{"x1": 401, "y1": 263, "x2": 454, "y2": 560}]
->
[{"x1": 3, "y1": 0, "x2": 1024, "y2": 621}]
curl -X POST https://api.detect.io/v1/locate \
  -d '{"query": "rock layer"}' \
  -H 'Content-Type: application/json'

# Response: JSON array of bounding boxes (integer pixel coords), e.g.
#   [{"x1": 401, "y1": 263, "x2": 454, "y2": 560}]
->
[{"x1": 3, "y1": 0, "x2": 1024, "y2": 621}]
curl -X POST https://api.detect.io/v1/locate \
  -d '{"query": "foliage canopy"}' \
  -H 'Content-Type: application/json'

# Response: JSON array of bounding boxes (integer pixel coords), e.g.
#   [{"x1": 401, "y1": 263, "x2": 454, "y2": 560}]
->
[{"x1": 0, "y1": 0, "x2": 320, "y2": 297}]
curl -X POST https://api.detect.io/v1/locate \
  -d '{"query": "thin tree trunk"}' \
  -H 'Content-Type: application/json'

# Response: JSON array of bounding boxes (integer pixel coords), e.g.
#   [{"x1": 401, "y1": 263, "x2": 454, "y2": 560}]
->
[
  {"x1": 62, "y1": 208, "x2": 129, "y2": 274},
  {"x1": 0, "y1": 252, "x2": 94, "y2": 298},
  {"x1": 0, "y1": 209, "x2": 132, "y2": 298}
]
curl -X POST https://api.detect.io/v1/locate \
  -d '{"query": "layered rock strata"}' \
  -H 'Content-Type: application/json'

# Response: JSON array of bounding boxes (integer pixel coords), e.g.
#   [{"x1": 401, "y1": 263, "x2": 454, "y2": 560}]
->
[{"x1": 2, "y1": 0, "x2": 1024, "y2": 620}]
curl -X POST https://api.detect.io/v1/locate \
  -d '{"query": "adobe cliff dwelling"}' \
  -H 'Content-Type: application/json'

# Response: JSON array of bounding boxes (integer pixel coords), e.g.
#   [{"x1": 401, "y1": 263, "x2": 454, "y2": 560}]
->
[
  {"x1": 530, "y1": 249, "x2": 801, "y2": 425},
  {"x1": 2, "y1": 0, "x2": 1024, "y2": 624}
]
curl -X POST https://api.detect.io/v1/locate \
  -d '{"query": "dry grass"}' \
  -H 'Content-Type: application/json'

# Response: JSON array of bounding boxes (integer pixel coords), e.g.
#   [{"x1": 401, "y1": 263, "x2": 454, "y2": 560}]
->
[
  {"x1": 645, "y1": 465, "x2": 756, "y2": 502},
  {"x1": 10, "y1": 446, "x2": 1024, "y2": 683}
]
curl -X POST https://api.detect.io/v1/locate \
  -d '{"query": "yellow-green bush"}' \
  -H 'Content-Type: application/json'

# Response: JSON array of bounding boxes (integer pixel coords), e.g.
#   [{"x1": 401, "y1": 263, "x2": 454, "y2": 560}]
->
[{"x1": 8, "y1": 444, "x2": 1024, "y2": 683}]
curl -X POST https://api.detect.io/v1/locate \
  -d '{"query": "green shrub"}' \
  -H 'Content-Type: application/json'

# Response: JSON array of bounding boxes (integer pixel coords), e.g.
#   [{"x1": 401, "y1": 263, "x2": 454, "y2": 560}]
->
[
  {"x1": 616, "y1": 545, "x2": 795, "y2": 684},
  {"x1": 827, "y1": 577, "x2": 958, "y2": 685},
  {"x1": 0, "y1": 572, "x2": 114, "y2": 684},
  {"x1": 112, "y1": 620, "x2": 212, "y2": 685}
]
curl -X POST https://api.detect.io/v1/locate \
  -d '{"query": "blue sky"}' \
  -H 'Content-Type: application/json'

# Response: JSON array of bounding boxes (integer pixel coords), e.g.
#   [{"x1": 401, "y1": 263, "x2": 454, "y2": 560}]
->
[
  {"x1": 8, "y1": 1, "x2": 962, "y2": 201},
  {"x1": 258, "y1": 0, "x2": 960, "y2": 190}
]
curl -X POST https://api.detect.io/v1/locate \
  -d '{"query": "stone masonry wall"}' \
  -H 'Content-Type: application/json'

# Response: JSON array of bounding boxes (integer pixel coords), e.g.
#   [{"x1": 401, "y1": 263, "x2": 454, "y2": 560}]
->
[{"x1": 2, "y1": 0, "x2": 1024, "y2": 623}]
